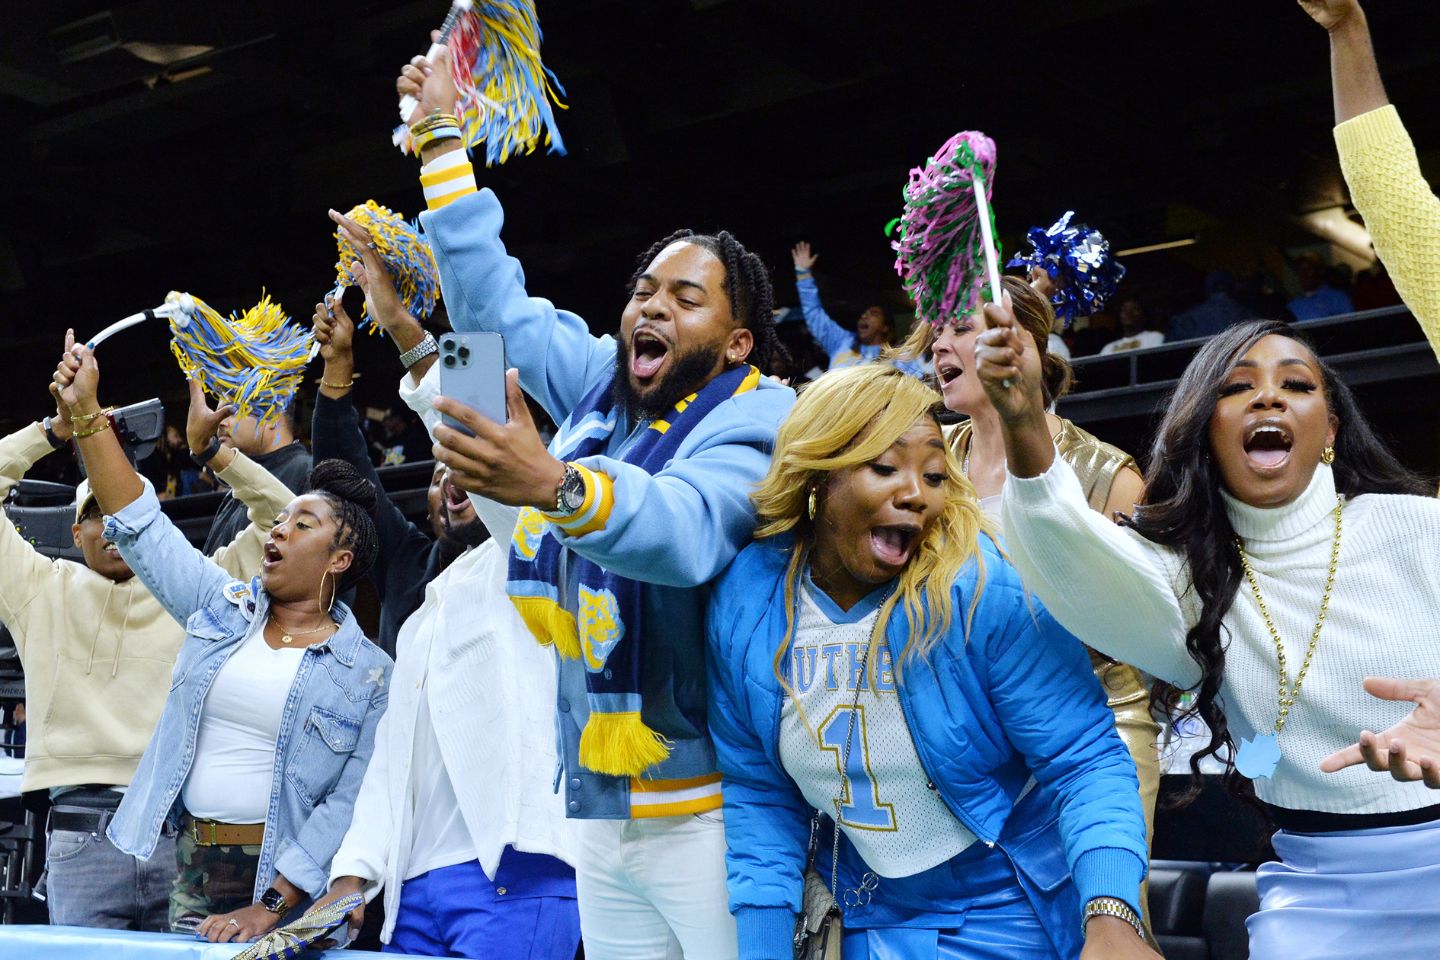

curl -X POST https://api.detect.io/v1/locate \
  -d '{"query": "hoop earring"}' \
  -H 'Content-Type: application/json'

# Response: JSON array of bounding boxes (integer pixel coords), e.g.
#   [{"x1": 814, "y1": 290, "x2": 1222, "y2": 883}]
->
[
  {"x1": 317, "y1": 570, "x2": 335, "y2": 615},
  {"x1": 807, "y1": 488, "x2": 817, "y2": 521},
  {"x1": 1321, "y1": 446, "x2": 1336, "y2": 465}
]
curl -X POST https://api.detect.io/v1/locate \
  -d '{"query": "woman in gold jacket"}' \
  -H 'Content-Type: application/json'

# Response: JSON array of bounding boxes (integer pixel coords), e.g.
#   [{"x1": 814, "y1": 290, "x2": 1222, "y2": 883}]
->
[{"x1": 894, "y1": 274, "x2": 1161, "y2": 933}]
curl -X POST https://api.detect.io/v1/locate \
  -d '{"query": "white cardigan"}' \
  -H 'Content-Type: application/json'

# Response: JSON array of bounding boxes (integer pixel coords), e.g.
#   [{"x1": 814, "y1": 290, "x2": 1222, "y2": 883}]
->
[
  {"x1": 327, "y1": 369, "x2": 573, "y2": 941},
  {"x1": 1002, "y1": 455, "x2": 1440, "y2": 817}
]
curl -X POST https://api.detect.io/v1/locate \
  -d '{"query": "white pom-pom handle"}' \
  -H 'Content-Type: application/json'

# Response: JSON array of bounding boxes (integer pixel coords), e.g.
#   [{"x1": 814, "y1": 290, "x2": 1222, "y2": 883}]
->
[
  {"x1": 87, "y1": 291, "x2": 197, "y2": 348},
  {"x1": 395, "y1": 0, "x2": 473, "y2": 128}
]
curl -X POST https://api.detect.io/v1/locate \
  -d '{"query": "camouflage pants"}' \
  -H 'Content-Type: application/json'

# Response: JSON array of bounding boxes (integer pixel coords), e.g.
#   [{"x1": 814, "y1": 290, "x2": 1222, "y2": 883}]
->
[{"x1": 167, "y1": 829, "x2": 262, "y2": 933}]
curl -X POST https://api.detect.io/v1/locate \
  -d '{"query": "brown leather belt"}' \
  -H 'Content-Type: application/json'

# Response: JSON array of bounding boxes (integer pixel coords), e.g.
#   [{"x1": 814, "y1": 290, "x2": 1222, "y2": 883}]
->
[{"x1": 182, "y1": 813, "x2": 265, "y2": 847}]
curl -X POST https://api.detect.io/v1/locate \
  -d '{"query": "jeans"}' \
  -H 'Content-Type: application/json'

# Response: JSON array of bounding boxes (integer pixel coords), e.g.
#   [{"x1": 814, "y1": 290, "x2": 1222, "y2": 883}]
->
[
  {"x1": 46, "y1": 806, "x2": 176, "y2": 931},
  {"x1": 574, "y1": 812, "x2": 737, "y2": 960}
]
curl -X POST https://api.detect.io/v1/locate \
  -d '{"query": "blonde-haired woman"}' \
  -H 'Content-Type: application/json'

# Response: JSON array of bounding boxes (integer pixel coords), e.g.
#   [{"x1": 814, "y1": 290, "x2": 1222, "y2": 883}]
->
[
  {"x1": 896, "y1": 276, "x2": 1161, "y2": 929},
  {"x1": 706, "y1": 363, "x2": 1155, "y2": 960}
]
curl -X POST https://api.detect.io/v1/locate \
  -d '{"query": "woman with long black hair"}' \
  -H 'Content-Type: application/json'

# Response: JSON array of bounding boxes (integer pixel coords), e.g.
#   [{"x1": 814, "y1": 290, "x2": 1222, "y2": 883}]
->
[{"x1": 976, "y1": 308, "x2": 1440, "y2": 957}]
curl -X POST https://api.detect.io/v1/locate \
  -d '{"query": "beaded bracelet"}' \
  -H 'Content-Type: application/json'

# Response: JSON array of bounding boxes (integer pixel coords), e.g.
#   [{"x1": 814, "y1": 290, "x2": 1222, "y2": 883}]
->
[{"x1": 320, "y1": 377, "x2": 355, "y2": 390}]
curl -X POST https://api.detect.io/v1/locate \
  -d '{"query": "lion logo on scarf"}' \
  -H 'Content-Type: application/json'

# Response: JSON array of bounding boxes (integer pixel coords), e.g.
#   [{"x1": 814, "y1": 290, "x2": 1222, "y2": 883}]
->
[
  {"x1": 579, "y1": 585, "x2": 625, "y2": 672},
  {"x1": 512, "y1": 507, "x2": 548, "y2": 560}
]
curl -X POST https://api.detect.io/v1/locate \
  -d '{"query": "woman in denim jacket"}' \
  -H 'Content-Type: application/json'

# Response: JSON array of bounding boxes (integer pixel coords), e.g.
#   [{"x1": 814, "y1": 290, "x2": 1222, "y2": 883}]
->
[{"x1": 53, "y1": 336, "x2": 392, "y2": 944}]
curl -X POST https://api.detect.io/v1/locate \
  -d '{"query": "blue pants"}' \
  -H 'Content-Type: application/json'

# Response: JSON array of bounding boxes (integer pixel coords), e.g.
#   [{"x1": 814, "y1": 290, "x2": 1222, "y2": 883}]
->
[
  {"x1": 386, "y1": 851, "x2": 580, "y2": 959},
  {"x1": 837, "y1": 838, "x2": 1060, "y2": 960}
]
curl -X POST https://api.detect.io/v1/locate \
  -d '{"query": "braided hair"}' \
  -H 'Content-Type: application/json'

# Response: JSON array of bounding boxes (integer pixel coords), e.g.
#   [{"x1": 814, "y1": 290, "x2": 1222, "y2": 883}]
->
[
  {"x1": 628, "y1": 229, "x2": 779, "y2": 373},
  {"x1": 305, "y1": 459, "x2": 380, "y2": 593}
]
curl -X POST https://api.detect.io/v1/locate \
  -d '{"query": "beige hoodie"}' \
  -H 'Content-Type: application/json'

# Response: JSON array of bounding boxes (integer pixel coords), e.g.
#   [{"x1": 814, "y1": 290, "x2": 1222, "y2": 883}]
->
[{"x1": 0, "y1": 422, "x2": 297, "y2": 792}]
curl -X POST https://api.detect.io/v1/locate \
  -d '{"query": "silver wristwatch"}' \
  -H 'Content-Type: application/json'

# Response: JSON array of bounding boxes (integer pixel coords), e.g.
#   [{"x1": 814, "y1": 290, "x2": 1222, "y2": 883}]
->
[
  {"x1": 398, "y1": 332, "x2": 438, "y2": 370},
  {"x1": 554, "y1": 464, "x2": 587, "y2": 515}
]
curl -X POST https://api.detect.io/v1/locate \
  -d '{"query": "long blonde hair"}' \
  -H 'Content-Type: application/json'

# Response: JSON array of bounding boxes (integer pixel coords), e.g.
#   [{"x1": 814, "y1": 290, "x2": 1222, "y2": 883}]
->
[{"x1": 751, "y1": 363, "x2": 988, "y2": 699}]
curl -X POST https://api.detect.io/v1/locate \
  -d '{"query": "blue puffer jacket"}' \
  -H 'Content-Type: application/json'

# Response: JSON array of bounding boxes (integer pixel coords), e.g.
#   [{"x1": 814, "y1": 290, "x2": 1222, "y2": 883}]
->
[{"x1": 706, "y1": 533, "x2": 1146, "y2": 959}]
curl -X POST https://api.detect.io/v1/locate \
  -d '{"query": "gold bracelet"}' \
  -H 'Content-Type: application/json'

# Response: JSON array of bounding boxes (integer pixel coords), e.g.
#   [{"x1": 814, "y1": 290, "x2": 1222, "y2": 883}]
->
[
  {"x1": 74, "y1": 418, "x2": 113, "y2": 440},
  {"x1": 69, "y1": 407, "x2": 112, "y2": 424},
  {"x1": 320, "y1": 378, "x2": 355, "y2": 390}
]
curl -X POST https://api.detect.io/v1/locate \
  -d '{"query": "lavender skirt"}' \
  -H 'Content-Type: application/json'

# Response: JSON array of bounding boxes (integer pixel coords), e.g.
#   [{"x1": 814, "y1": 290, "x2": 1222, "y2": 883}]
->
[{"x1": 1248, "y1": 817, "x2": 1440, "y2": 959}]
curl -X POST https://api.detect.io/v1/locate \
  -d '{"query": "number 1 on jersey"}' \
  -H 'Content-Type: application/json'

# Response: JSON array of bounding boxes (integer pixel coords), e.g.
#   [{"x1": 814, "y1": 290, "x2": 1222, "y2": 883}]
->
[{"x1": 819, "y1": 705, "x2": 897, "y2": 831}]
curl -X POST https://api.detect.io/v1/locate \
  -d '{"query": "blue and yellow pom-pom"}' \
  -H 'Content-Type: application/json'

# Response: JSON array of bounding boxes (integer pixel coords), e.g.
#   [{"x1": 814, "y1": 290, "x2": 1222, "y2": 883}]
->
[
  {"x1": 451, "y1": 0, "x2": 567, "y2": 166},
  {"x1": 334, "y1": 201, "x2": 440, "y2": 333},
  {"x1": 168, "y1": 292, "x2": 314, "y2": 426}
]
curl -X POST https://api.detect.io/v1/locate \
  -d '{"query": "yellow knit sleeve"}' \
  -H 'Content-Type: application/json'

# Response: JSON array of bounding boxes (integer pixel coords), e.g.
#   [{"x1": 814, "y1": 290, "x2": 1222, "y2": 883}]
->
[{"x1": 1335, "y1": 105, "x2": 1440, "y2": 358}]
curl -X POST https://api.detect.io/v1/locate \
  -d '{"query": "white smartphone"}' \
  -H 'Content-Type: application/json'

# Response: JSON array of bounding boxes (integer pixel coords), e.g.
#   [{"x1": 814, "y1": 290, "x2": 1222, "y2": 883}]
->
[{"x1": 437, "y1": 332, "x2": 508, "y2": 434}]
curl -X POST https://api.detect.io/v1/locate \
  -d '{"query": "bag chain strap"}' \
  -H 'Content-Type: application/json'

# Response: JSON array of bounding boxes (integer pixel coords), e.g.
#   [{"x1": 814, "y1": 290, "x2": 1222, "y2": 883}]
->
[{"x1": 829, "y1": 640, "x2": 879, "y2": 908}]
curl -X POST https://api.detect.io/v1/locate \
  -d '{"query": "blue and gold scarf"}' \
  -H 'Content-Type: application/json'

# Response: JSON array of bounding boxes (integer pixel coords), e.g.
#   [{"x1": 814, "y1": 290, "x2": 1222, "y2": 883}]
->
[{"x1": 508, "y1": 363, "x2": 761, "y2": 776}]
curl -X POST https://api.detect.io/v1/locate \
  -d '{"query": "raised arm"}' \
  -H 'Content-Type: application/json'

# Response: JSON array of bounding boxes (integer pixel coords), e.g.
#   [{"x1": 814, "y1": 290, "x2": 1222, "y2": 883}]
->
[
  {"x1": 1299, "y1": 1, "x2": 1387, "y2": 124},
  {"x1": 1303, "y1": 2, "x2": 1440, "y2": 352},
  {"x1": 169, "y1": 378, "x2": 298, "y2": 576},
  {"x1": 975, "y1": 297, "x2": 1199, "y2": 686},
  {"x1": 308, "y1": 294, "x2": 434, "y2": 598},
  {"x1": 55, "y1": 337, "x2": 235, "y2": 623},
  {"x1": 392, "y1": 48, "x2": 611, "y2": 425},
  {"x1": 0, "y1": 412, "x2": 72, "y2": 640},
  {"x1": 789, "y1": 242, "x2": 856, "y2": 360}
]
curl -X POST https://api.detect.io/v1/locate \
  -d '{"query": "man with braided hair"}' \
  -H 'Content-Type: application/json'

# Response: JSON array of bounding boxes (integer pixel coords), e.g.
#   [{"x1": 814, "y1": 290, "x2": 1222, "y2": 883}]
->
[{"x1": 386, "y1": 46, "x2": 793, "y2": 960}]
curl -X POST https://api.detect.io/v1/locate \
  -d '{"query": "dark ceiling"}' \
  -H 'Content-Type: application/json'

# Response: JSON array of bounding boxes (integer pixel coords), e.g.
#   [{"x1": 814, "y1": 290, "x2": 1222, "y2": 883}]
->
[{"x1": 3, "y1": 0, "x2": 1440, "y2": 423}]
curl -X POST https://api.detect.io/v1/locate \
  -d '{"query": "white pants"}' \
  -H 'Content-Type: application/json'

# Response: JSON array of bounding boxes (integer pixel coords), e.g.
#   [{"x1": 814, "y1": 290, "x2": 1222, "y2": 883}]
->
[{"x1": 574, "y1": 811, "x2": 739, "y2": 960}]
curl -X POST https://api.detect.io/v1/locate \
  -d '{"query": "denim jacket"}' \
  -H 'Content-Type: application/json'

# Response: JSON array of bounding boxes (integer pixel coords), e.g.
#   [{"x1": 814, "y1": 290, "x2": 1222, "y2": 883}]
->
[{"x1": 104, "y1": 484, "x2": 392, "y2": 901}]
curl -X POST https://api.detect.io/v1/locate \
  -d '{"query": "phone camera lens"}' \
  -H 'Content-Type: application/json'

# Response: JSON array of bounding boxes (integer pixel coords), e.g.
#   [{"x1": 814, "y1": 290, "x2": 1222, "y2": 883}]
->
[
  {"x1": 441, "y1": 337, "x2": 455, "y2": 350},
  {"x1": 458, "y1": 345, "x2": 471, "y2": 359},
  {"x1": 443, "y1": 355, "x2": 456, "y2": 367}
]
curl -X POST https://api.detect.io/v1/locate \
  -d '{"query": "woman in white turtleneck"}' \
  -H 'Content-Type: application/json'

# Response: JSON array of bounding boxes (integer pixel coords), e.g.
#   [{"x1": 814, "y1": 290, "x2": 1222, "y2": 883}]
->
[{"x1": 974, "y1": 312, "x2": 1440, "y2": 959}]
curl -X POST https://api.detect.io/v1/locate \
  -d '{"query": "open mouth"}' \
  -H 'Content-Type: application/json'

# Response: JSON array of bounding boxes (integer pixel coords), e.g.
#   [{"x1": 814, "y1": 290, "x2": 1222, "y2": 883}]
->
[
  {"x1": 1243, "y1": 422, "x2": 1293, "y2": 471},
  {"x1": 262, "y1": 541, "x2": 283, "y2": 570},
  {"x1": 936, "y1": 359, "x2": 963, "y2": 386},
  {"x1": 102, "y1": 542, "x2": 121, "y2": 559},
  {"x1": 630, "y1": 328, "x2": 670, "y2": 381},
  {"x1": 442, "y1": 478, "x2": 473, "y2": 518},
  {"x1": 870, "y1": 524, "x2": 920, "y2": 567}
]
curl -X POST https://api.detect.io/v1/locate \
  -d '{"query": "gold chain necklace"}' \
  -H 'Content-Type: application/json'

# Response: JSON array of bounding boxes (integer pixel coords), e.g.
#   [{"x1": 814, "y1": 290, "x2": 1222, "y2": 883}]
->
[
  {"x1": 1231, "y1": 494, "x2": 1343, "y2": 779},
  {"x1": 269, "y1": 612, "x2": 333, "y2": 645}
]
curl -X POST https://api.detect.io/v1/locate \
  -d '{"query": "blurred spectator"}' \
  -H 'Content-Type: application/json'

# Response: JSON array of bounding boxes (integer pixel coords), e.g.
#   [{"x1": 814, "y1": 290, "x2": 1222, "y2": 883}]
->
[
  {"x1": 4, "y1": 702, "x2": 23, "y2": 759},
  {"x1": 138, "y1": 425, "x2": 205, "y2": 500},
  {"x1": 1099, "y1": 296, "x2": 1166, "y2": 355},
  {"x1": 1287, "y1": 252, "x2": 1355, "y2": 321},
  {"x1": 1352, "y1": 261, "x2": 1402, "y2": 312},
  {"x1": 788, "y1": 241, "x2": 924, "y2": 376},
  {"x1": 372, "y1": 408, "x2": 431, "y2": 466},
  {"x1": 1168, "y1": 270, "x2": 1258, "y2": 340}
]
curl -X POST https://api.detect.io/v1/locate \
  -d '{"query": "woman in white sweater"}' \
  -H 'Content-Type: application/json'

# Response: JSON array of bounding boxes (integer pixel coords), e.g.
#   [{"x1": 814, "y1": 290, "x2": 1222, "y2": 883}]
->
[{"x1": 972, "y1": 307, "x2": 1440, "y2": 959}]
